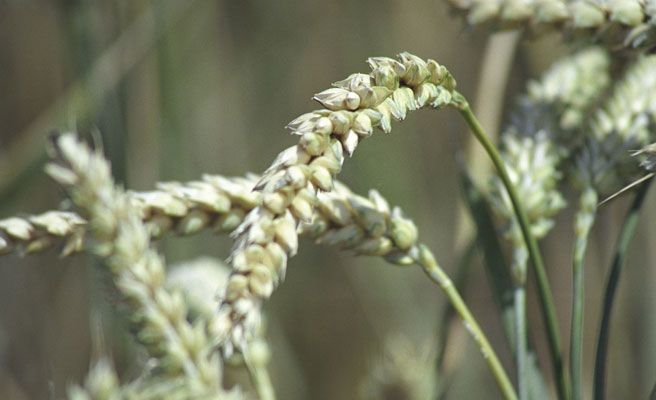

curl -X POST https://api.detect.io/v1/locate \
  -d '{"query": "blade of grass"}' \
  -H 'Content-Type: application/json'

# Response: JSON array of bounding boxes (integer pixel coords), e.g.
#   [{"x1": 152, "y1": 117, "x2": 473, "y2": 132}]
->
[
  {"x1": 571, "y1": 188, "x2": 598, "y2": 400},
  {"x1": 593, "y1": 180, "x2": 652, "y2": 400}
]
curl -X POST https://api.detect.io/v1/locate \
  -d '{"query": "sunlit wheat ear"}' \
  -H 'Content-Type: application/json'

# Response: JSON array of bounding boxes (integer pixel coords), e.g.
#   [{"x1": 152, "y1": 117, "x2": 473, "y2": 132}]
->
[
  {"x1": 8, "y1": 154, "x2": 513, "y2": 393},
  {"x1": 446, "y1": 0, "x2": 656, "y2": 50},
  {"x1": 46, "y1": 133, "x2": 237, "y2": 396},
  {"x1": 575, "y1": 54, "x2": 656, "y2": 195},
  {"x1": 166, "y1": 256, "x2": 274, "y2": 398},
  {"x1": 219, "y1": 52, "x2": 458, "y2": 356}
]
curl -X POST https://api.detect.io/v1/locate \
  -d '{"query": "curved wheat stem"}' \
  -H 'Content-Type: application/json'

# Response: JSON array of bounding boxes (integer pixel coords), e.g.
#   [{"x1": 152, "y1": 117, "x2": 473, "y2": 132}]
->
[{"x1": 447, "y1": 0, "x2": 656, "y2": 50}]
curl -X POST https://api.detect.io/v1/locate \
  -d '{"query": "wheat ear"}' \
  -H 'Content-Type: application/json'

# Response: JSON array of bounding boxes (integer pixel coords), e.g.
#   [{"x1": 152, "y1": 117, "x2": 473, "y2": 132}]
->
[
  {"x1": 0, "y1": 174, "x2": 261, "y2": 257},
  {"x1": 218, "y1": 53, "x2": 458, "y2": 357},
  {"x1": 46, "y1": 133, "x2": 234, "y2": 396},
  {"x1": 447, "y1": 0, "x2": 656, "y2": 50}
]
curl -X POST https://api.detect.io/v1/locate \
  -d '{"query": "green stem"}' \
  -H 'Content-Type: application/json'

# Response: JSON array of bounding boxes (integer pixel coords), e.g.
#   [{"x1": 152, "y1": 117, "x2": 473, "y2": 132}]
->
[
  {"x1": 436, "y1": 237, "x2": 477, "y2": 373},
  {"x1": 593, "y1": 181, "x2": 651, "y2": 400},
  {"x1": 514, "y1": 284, "x2": 528, "y2": 400},
  {"x1": 571, "y1": 188, "x2": 597, "y2": 400},
  {"x1": 416, "y1": 244, "x2": 518, "y2": 400},
  {"x1": 244, "y1": 351, "x2": 277, "y2": 400},
  {"x1": 456, "y1": 98, "x2": 569, "y2": 400}
]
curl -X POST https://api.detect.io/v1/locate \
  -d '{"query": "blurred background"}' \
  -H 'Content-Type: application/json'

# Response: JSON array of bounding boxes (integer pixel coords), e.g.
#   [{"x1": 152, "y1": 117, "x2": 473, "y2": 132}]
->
[{"x1": 0, "y1": 1, "x2": 654, "y2": 399}]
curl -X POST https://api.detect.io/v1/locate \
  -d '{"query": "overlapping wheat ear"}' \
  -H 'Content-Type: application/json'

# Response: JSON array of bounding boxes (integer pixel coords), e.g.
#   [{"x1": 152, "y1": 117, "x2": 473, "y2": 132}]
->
[
  {"x1": 0, "y1": 174, "x2": 262, "y2": 257},
  {"x1": 46, "y1": 133, "x2": 240, "y2": 399},
  {"x1": 447, "y1": 0, "x2": 656, "y2": 50}
]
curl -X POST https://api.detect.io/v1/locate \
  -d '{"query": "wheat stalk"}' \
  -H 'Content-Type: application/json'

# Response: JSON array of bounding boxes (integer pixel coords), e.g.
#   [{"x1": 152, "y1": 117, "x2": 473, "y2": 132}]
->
[
  {"x1": 568, "y1": 53, "x2": 656, "y2": 400},
  {"x1": 446, "y1": 0, "x2": 656, "y2": 50},
  {"x1": 46, "y1": 133, "x2": 235, "y2": 396}
]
